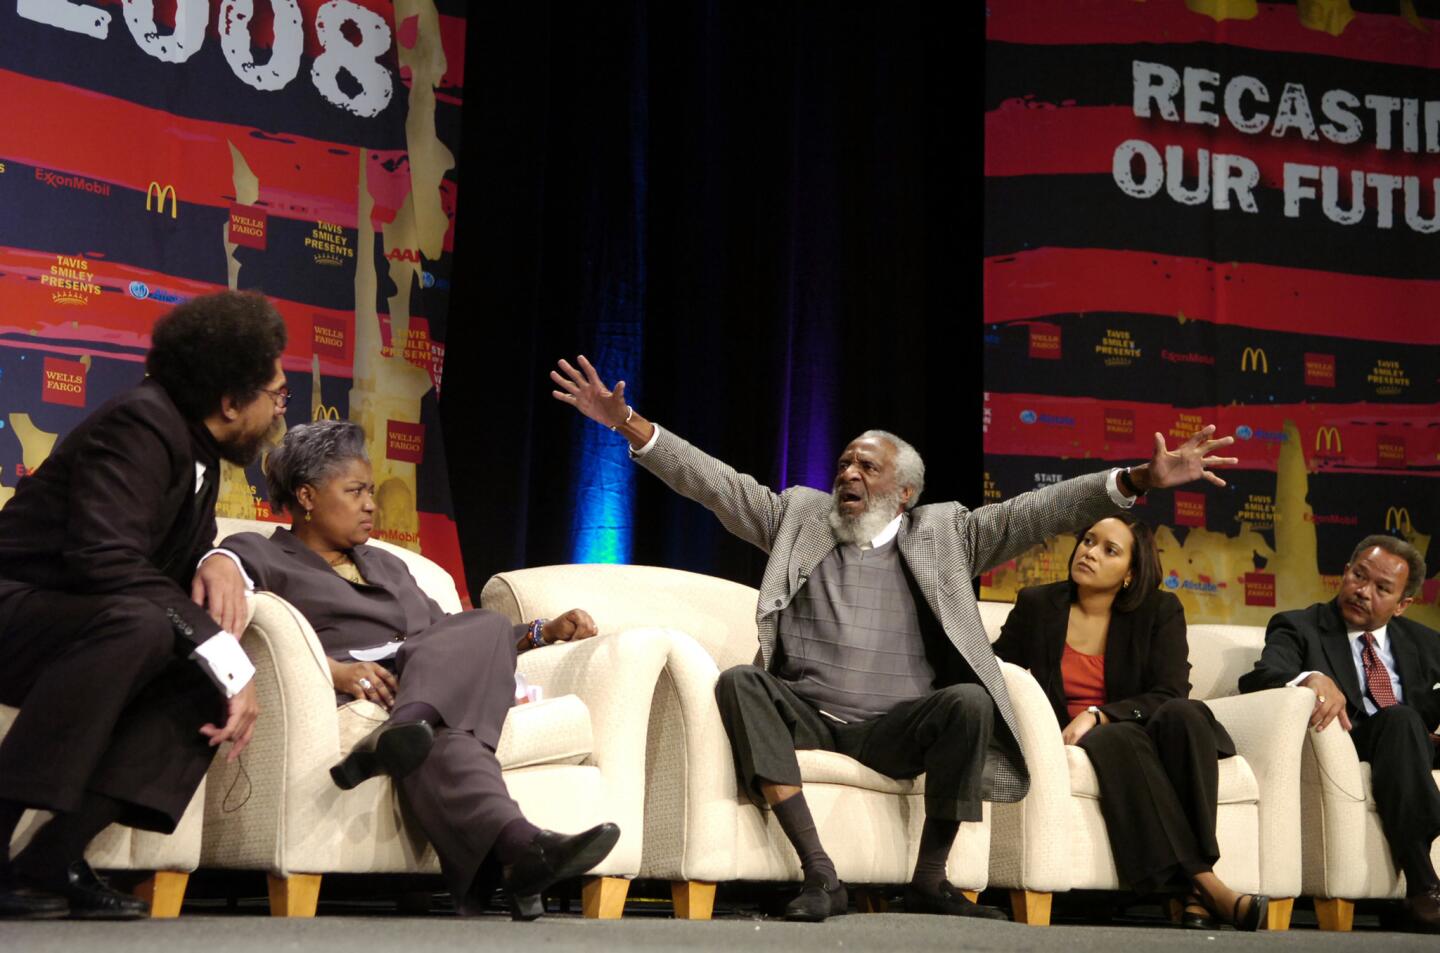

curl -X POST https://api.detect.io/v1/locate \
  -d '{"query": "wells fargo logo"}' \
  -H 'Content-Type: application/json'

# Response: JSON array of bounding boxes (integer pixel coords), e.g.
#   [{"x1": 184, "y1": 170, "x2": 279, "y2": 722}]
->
[
  {"x1": 145, "y1": 182, "x2": 177, "y2": 219},
  {"x1": 1243, "y1": 572, "x2": 1276, "y2": 608},
  {"x1": 1240, "y1": 347, "x2": 1268, "y2": 373},
  {"x1": 1173, "y1": 491, "x2": 1206, "y2": 527},
  {"x1": 42, "y1": 356, "x2": 86, "y2": 407},
  {"x1": 1095, "y1": 328, "x2": 1141, "y2": 366},
  {"x1": 1377, "y1": 436, "x2": 1406, "y2": 468},
  {"x1": 1304, "y1": 352, "x2": 1335, "y2": 388},
  {"x1": 1385, "y1": 506, "x2": 1413, "y2": 535},
  {"x1": 228, "y1": 204, "x2": 268, "y2": 250},
  {"x1": 1314, "y1": 426, "x2": 1343, "y2": 456},
  {"x1": 313, "y1": 404, "x2": 341, "y2": 422},
  {"x1": 41, "y1": 254, "x2": 101, "y2": 306},
  {"x1": 312, "y1": 314, "x2": 352, "y2": 363},
  {"x1": 306, "y1": 222, "x2": 353, "y2": 266},
  {"x1": 1028, "y1": 322, "x2": 1061, "y2": 360},
  {"x1": 1103, "y1": 408, "x2": 1135, "y2": 442},
  {"x1": 386, "y1": 420, "x2": 425, "y2": 464}
]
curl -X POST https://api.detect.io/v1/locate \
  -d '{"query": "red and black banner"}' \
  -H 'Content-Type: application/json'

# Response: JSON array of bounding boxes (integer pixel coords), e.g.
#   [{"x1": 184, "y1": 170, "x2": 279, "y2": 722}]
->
[{"x1": 984, "y1": 0, "x2": 1440, "y2": 626}]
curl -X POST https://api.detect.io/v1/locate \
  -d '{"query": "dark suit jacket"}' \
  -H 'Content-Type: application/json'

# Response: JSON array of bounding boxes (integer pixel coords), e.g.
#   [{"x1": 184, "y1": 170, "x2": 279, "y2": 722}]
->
[
  {"x1": 993, "y1": 582, "x2": 1194, "y2": 728},
  {"x1": 0, "y1": 379, "x2": 223, "y2": 647},
  {"x1": 1240, "y1": 599, "x2": 1440, "y2": 730},
  {"x1": 221, "y1": 529, "x2": 451, "y2": 660}
]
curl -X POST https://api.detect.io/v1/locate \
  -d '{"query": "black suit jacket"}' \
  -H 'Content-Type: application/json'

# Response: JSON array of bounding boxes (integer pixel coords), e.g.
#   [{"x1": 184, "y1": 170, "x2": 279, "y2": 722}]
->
[
  {"x1": 1239, "y1": 599, "x2": 1440, "y2": 730},
  {"x1": 0, "y1": 379, "x2": 223, "y2": 647},
  {"x1": 993, "y1": 581, "x2": 1194, "y2": 728}
]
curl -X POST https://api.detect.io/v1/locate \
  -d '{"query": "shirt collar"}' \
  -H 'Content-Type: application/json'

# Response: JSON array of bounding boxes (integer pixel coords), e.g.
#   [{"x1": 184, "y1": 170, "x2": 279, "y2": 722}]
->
[
  {"x1": 861, "y1": 514, "x2": 904, "y2": 551},
  {"x1": 1347, "y1": 623, "x2": 1390, "y2": 649}
]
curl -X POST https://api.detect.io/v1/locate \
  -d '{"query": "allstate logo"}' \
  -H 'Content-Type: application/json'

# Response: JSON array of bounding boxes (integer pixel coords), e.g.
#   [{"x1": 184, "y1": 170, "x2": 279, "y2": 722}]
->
[
  {"x1": 1235, "y1": 426, "x2": 1253, "y2": 440},
  {"x1": 421, "y1": 271, "x2": 435, "y2": 289},
  {"x1": 1020, "y1": 410, "x2": 1037, "y2": 425},
  {"x1": 128, "y1": 281, "x2": 150, "y2": 300},
  {"x1": 1163, "y1": 571, "x2": 1181, "y2": 590}
]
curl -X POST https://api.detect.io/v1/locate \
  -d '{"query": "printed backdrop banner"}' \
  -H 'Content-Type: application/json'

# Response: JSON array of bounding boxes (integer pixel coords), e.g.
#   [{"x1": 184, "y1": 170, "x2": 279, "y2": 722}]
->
[
  {"x1": 0, "y1": 1, "x2": 469, "y2": 597},
  {"x1": 984, "y1": 0, "x2": 1440, "y2": 627}
]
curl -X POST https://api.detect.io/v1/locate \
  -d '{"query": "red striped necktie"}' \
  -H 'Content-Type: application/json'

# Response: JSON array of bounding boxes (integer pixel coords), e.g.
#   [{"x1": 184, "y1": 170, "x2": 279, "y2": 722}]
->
[{"x1": 1360, "y1": 632, "x2": 1399, "y2": 709}]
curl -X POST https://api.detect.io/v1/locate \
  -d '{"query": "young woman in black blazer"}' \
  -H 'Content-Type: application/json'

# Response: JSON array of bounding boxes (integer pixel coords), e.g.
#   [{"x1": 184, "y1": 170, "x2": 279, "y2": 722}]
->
[{"x1": 993, "y1": 512, "x2": 1267, "y2": 931}]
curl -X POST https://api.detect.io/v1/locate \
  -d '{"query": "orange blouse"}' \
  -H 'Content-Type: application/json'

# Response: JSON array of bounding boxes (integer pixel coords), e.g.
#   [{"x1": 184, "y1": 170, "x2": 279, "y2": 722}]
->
[{"x1": 1060, "y1": 642, "x2": 1106, "y2": 720}]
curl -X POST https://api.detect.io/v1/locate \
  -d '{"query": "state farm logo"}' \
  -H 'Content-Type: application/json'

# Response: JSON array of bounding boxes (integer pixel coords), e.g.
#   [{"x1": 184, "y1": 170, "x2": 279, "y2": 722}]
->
[
  {"x1": 1304, "y1": 352, "x2": 1335, "y2": 388},
  {"x1": 386, "y1": 420, "x2": 425, "y2": 463},
  {"x1": 228, "y1": 204, "x2": 268, "y2": 250},
  {"x1": 1028, "y1": 322, "x2": 1061, "y2": 360},
  {"x1": 34, "y1": 168, "x2": 111, "y2": 197},
  {"x1": 1173, "y1": 491, "x2": 1206, "y2": 527},
  {"x1": 42, "y1": 356, "x2": 86, "y2": 407},
  {"x1": 42, "y1": 254, "x2": 101, "y2": 306}
]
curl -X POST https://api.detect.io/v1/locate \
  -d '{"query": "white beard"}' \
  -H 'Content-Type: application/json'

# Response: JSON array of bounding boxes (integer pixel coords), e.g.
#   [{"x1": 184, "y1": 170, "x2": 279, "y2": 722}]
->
[{"x1": 828, "y1": 487, "x2": 903, "y2": 546}]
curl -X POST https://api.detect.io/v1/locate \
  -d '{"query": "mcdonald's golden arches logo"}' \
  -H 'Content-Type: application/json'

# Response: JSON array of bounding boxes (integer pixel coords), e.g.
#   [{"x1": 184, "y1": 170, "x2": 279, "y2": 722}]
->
[
  {"x1": 1314, "y1": 426, "x2": 1342, "y2": 454},
  {"x1": 1385, "y1": 506, "x2": 1413, "y2": 534},
  {"x1": 1240, "y1": 347, "x2": 1268, "y2": 373},
  {"x1": 313, "y1": 404, "x2": 341, "y2": 422},
  {"x1": 146, "y1": 182, "x2": 177, "y2": 219}
]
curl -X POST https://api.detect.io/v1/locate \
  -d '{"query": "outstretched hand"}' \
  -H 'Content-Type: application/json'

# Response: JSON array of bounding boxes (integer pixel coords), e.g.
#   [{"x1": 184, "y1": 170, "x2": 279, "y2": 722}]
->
[
  {"x1": 1143, "y1": 425, "x2": 1238, "y2": 490},
  {"x1": 551, "y1": 355, "x2": 629, "y2": 429}
]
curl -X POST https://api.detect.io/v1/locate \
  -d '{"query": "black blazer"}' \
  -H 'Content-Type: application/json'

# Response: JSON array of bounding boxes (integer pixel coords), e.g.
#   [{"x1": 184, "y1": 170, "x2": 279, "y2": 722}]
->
[
  {"x1": 1239, "y1": 599, "x2": 1440, "y2": 729},
  {"x1": 993, "y1": 581, "x2": 1192, "y2": 729},
  {"x1": 0, "y1": 379, "x2": 223, "y2": 647}
]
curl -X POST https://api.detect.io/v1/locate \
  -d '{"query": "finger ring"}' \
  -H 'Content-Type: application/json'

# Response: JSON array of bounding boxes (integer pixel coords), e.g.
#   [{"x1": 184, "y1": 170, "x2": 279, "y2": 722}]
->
[
  {"x1": 1317, "y1": 695, "x2": 1326, "y2": 703},
  {"x1": 359, "y1": 678, "x2": 373, "y2": 691}
]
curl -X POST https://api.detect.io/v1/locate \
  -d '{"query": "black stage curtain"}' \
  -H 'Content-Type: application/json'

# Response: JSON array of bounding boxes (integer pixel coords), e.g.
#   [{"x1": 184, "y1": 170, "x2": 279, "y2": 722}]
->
[{"x1": 441, "y1": 1, "x2": 978, "y2": 595}]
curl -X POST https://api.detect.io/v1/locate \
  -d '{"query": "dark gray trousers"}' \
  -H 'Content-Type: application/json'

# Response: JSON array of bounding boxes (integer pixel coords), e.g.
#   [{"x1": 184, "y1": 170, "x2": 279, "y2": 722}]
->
[
  {"x1": 1350, "y1": 704, "x2": 1440, "y2": 889},
  {"x1": 714, "y1": 665, "x2": 994, "y2": 822}
]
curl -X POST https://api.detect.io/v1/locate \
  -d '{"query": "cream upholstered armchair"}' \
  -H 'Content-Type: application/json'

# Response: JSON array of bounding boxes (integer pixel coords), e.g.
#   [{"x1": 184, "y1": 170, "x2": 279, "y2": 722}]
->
[
  {"x1": 481, "y1": 563, "x2": 992, "y2": 920},
  {"x1": 1298, "y1": 714, "x2": 1440, "y2": 930},
  {"x1": 198, "y1": 518, "x2": 669, "y2": 918},
  {"x1": 979, "y1": 604, "x2": 1312, "y2": 930},
  {"x1": 0, "y1": 713, "x2": 203, "y2": 917}
]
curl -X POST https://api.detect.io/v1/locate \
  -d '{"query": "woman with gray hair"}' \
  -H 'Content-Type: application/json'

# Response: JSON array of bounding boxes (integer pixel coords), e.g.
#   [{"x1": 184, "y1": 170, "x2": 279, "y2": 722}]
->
[{"x1": 218, "y1": 420, "x2": 619, "y2": 919}]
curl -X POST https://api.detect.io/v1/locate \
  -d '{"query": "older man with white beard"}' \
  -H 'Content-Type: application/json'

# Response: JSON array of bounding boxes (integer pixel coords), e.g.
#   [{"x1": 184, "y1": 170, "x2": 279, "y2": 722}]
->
[{"x1": 551, "y1": 355, "x2": 1237, "y2": 923}]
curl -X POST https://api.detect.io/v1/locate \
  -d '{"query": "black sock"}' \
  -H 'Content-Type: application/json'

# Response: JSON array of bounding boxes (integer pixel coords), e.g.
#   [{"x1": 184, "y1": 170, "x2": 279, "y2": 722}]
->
[
  {"x1": 910, "y1": 817, "x2": 960, "y2": 892},
  {"x1": 1402, "y1": 846, "x2": 1440, "y2": 897},
  {"x1": 13, "y1": 792, "x2": 124, "y2": 884},
  {"x1": 493, "y1": 817, "x2": 543, "y2": 865},
  {"x1": 771, "y1": 793, "x2": 837, "y2": 889},
  {"x1": 0, "y1": 800, "x2": 25, "y2": 865},
  {"x1": 390, "y1": 702, "x2": 442, "y2": 727}
]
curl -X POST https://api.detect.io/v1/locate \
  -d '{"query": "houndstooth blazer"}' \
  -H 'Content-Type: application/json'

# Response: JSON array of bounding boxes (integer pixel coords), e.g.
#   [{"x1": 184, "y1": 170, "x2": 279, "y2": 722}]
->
[{"x1": 634, "y1": 426, "x2": 1123, "y2": 803}]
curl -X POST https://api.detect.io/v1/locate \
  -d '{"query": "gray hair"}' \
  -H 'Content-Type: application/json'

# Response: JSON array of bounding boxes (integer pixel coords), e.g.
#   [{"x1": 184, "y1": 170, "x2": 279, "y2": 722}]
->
[
  {"x1": 1349, "y1": 534, "x2": 1427, "y2": 600},
  {"x1": 856, "y1": 429, "x2": 925, "y2": 509},
  {"x1": 264, "y1": 420, "x2": 369, "y2": 515}
]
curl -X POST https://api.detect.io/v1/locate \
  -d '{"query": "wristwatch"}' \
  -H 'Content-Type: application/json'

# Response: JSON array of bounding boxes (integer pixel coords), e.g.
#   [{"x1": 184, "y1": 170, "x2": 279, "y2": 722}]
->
[{"x1": 1085, "y1": 705, "x2": 1103, "y2": 722}]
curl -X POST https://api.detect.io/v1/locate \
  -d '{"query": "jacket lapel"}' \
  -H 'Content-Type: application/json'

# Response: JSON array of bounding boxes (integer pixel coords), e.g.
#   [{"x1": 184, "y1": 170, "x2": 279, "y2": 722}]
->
[
  {"x1": 1389, "y1": 618, "x2": 1424, "y2": 700},
  {"x1": 896, "y1": 517, "x2": 937, "y2": 617},
  {"x1": 1319, "y1": 601, "x2": 1365, "y2": 713},
  {"x1": 789, "y1": 517, "x2": 839, "y2": 593},
  {"x1": 1101, "y1": 601, "x2": 1135, "y2": 703},
  {"x1": 1043, "y1": 584, "x2": 1071, "y2": 694}
]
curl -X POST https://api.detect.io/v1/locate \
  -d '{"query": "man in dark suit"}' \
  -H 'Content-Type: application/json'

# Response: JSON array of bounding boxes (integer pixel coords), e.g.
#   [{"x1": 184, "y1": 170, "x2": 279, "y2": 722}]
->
[
  {"x1": 0, "y1": 291, "x2": 288, "y2": 919},
  {"x1": 1241, "y1": 535, "x2": 1440, "y2": 933}
]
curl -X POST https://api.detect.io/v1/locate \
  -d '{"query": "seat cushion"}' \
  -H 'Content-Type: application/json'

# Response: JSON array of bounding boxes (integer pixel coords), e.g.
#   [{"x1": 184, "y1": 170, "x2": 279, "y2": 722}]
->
[
  {"x1": 1358, "y1": 762, "x2": 1440, "y2": 813},
  {"x1": 1067, "y1": 745, "x2": 1259, "y2": 804},
  {"x1": 797, "y1": 749, "x2": 923, "y2": 795},
  {"x1": 337, "y1": 694, "x2": 594, "y2": 770}
]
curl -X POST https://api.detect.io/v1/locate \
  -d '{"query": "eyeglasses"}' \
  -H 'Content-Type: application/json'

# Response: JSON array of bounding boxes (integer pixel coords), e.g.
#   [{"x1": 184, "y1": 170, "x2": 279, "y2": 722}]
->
[{"x1": 260, "y1": 385, "x2": 291, "y2": 410}]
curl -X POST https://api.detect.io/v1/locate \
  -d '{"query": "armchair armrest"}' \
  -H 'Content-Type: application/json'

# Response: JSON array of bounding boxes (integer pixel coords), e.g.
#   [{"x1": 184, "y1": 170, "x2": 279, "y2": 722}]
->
[
  {"x1": 201, "y1": 592, "x2": 346, "y2": 875},
  {"x1": 1296, "y1": 706, "x2": 1370, "y2": 899},
  {"x1": 989, "y1": 661, "x2": 1072, "y2": 893},
  {"x1": 1206, "y1": 686, "x2": 1314, "y2": 897}
]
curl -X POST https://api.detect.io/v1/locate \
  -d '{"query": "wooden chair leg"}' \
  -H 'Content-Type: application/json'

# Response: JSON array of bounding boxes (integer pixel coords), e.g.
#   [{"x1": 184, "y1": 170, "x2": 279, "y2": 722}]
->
[
  {"x1": 582, "y1": 876, "x2": 630, "y2": 919},
  {"x1": 960, "y1": 889, "x2": 979, "y2": 904},
  {"x1": 853, "y1": 887, "x2": 890, "y2": 913},
  {"x1": 132, "y1": 871, "x2": 189, "y2": 918},
  {"x1": 1267, "y1": 897, "x2": 1294, "y2": 931},
  {"x1": 670, "y1": 880, "x2": 716, "y2": 920},
  {"x1": 1314, "y1": 897, "x2": 1354, "y2": 932},
  {"x1": 266, "y1": 873, "x2": 321, "y2": 917},
  {"x1": 1009, "y1": 889, "x2": 1052, "y2": 926}
]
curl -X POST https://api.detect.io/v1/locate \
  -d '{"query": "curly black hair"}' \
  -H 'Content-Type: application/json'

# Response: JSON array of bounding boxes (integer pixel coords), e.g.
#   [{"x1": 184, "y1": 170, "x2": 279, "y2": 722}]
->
[{"x1": 145, "y1": 291, "x2": 288, "y2": 422}]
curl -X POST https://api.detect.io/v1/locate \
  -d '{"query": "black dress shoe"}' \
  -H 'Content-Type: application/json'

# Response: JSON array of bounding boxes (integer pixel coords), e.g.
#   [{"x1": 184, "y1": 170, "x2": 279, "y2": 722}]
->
[
  {"x1": 784, "y1": 876, "x2": 848, "y2": 922},
  {"x1": 1219, "y1": 893, "x2": 1268, "y2": 932},
  {"x1": 0, "y1": 866, "x2": 68, "y2": 920},
  {"x1": 16, "y1": 860, "x2": 147, "y2": 920},
  {"x1": 501, "y1": 823, "x2": 621, "y2": 921},
  {"x1": 903, "y1": 881, "x2": 1008, "y2": 920},
  {"x1": 1170, "y1": 894, "x2": 1220, "y2": 930},
  {"x1": 1399, "y1": 888, "x2": 1440, "y2": 934},
  {"x1": 330, "y1": 719, "x2": 435, "y2": 790}
]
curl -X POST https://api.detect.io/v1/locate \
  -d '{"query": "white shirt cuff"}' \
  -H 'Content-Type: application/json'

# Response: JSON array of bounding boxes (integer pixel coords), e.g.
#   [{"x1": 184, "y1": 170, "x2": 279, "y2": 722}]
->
[
  {"x1": 1106, "y1": 469, "x2": 1137, "y2": 509},
  {"x1": 199, "y1": 548, "x2": 256, "y2": 594},
  {"x1": 191, "y1": 632, "x2": 256, "y2": 698},
  {"x1": 1287, "y1": 671, "x2": 1317, "y2": 689},
  {"x1": 629, "y1": 422, "x2": 662, "y2": 458}
]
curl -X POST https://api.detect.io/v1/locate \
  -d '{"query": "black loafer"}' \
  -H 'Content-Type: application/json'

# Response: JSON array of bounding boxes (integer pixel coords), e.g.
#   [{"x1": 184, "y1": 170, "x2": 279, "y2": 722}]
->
[
  {"x1": 330, "y1": 719, "x2": 435, "y2": 790},
  {"x1": 784, "y1": 877, "x2": 848, "y2": 922},
  {"x1": 501, "y1": 823, "x2": 621, "y2": 921},
  {"x1": 15, "y1": 860, "x2": 147, "y2": 920},
  {"x1": 1171, "y1": 894, "x2": 1220, "y2": 930},
  {"x1": 0, "y1": 866, "x2": 69, "y2": 920},
  {"x1": 904, "y1": 881, "x2": 1008, "y2": 920}
]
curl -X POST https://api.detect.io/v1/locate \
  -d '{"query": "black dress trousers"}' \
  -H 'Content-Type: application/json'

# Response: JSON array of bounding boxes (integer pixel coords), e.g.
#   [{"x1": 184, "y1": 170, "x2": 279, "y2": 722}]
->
[
  {"x1": 1076, "y1": 697, "x2": 1234, "y2": 892},
  {"x1": 1348, "y1": 704, "x2": 1440, "y2": 879},
  {"x1": 714, "y1": 664, "x2": 995, "y2": 823}
]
